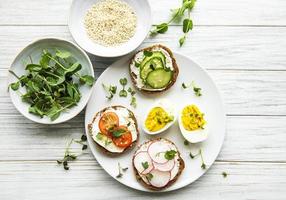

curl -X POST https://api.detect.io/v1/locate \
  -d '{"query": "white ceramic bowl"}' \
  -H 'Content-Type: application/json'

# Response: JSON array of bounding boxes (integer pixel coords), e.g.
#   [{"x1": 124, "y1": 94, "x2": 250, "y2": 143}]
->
[
  {"x1": 68, "y1": 0, "x2": 152, "y2": 57},
  {"x1": 8, "y1": 38, "x2": 95, "y2": 124}
]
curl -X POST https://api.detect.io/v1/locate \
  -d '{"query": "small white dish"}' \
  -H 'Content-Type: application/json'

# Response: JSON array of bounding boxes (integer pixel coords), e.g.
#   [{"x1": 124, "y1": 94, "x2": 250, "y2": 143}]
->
[
  {"x1": 68, "y1": 0, "x2": 152, "y2": 57},
  {"x1": 142, "y1": 99, "x2": 177, "y2": 135},
  {"x1": 8, "y1": 38, "x2": 94, "y2": 124}
]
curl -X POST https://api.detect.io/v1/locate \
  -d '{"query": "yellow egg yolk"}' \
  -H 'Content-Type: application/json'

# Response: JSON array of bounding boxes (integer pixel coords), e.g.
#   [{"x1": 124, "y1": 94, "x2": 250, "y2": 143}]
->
[
  {"x1": 145, "y1": 107, "x2": 174, "y2": 132},
  {"x1": 181, "y1": 105, "x2": 206, "y2": 131}
]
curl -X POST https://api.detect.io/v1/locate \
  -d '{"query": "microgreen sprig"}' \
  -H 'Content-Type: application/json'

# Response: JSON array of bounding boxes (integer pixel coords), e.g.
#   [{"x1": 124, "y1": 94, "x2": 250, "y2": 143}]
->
[
  {"x1": 119, "y1": 78, "x2": 128, "y2": 97},
  {"x1": 116, "y1": 162, "x2": 128, "y2": 178},
  {"x1": 102, "y1": 83, "x2": 117, "y2": 100},
  {"x1": 128, "y1": 87, "x2": 137, "y2": 108},
  {"x1": 182, "y1": 81, "x2": 202, "y2": 96},
  {"x1": 150, "y1": 0, "x2": 196, "y2": 46},
  {"x1": 189, "y1": 148, "x2": 206, "y2": 169},
  {"x1": 57, "y1": 134, "x2": 88, "y2": 170}
]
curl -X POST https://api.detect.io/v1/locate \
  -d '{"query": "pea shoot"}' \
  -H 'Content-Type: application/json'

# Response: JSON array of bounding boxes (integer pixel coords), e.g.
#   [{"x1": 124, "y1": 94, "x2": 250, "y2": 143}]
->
[
  {"x1": 150, "y1": 0, "x2": 196, "y2": 46},
  {"x1": 8, "y1": 49, "x2": 95, "y2": 121}
]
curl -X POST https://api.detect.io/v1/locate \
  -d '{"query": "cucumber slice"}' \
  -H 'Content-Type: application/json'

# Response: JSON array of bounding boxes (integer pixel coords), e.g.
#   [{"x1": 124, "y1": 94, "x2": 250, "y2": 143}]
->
[
  {"x1": 140, "y1": 51, "x2": 166, "y2": 69},
  {"x1": 140, "y1": 57, "x2": 164, "y2": 80},
  {"x1": 146, "y1": 69, "x2": 173, "y2": 89}
]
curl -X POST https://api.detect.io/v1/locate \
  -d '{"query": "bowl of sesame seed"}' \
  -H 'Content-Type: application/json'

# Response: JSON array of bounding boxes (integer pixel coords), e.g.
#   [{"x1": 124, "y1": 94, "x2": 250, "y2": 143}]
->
[{"x1": 68, "y1": 0, "x2": 152, "y2": 57}]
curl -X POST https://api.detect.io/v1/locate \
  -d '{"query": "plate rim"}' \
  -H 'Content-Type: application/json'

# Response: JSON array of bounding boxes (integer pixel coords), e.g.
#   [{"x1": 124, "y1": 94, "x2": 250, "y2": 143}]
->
[
  {"x1": 8, "y1": 37, "x2": 95, "y2": 124},
  {"x1": 84, "y1": 51, "x2": 226, "y2": 192}
]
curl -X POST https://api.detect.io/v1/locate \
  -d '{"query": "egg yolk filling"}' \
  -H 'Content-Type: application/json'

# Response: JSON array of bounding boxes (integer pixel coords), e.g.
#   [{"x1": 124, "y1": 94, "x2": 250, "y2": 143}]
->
[
  {"x1": 145, "y1": 107, "x2": 174, "y2": 132},
  {"x1": 181, "y1": 105, "x2": 206, "y2": 131}
]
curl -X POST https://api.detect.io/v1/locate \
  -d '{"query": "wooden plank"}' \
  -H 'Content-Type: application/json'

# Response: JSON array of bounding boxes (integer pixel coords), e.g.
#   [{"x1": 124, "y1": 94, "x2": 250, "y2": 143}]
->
[
  {"x1": 2, "y1": 70, "x2": 286, "y2": 116},
  {"x1": 0, "y1": 115, "x2": 285, "y2": 162},
  {"x1": 1, "y1": 0, "x2": 286, "y2": 25},
  {"x1": 1, "y1": 26, "x2": 286, "y2": 71},
  {"x1": 0, "y1": 161, "x2": 285, "y2": 200}
]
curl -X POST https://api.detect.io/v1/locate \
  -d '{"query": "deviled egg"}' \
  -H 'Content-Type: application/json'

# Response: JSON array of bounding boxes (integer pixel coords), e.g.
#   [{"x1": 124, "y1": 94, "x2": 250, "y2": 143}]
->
[
  {"x1": 178, "y1": 104, "x2": 208, "y2": 143},
  {"x1": 143, "y1": 99, "x2": 176, "y2": 135}
]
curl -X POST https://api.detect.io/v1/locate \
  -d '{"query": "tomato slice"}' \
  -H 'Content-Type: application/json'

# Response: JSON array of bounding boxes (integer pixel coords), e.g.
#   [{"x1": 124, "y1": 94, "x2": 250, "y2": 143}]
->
[
  {"x1": 111, "y1": 126, "x2": 133, "y2": 148},
  {"x1": 99, "y1": 112, "x2": 119, "y2": 136}
]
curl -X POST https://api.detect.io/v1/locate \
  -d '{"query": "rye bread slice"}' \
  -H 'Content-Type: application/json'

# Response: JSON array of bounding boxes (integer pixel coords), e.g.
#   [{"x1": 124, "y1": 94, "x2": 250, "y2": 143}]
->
[
  {"x1": 88, "y1": 105, "x2": 139, "y2": 155},
  {"x1": 132, "y1": 138, "x2": 185, "y2": 190},
  {"x1": 129, "y1": 44, "x2": 179, "y2": 93}
]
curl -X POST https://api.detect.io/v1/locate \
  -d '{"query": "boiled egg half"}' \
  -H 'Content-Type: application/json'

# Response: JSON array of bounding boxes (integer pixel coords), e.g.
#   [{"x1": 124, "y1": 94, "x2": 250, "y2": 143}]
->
[
  {"x1": 178, "y1": 104, "x2": 208, "y2": 143},
  {"x1": 143, "y1": 99, "x2": 176, "y2": 135}
]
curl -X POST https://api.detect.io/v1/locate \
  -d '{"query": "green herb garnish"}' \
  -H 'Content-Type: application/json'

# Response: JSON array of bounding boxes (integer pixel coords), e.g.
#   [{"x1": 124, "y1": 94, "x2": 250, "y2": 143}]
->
[
  {"x1": 127, "y1": 87, "x2": 136, "y2": 96},
  {"x1": 134, "y1": 61, "x2": 140, "y2": 68},
  {"x1": 130, "y1": 96, "x2": 137, "y2": 108},
  {"x1": 57, "y1": 135, "x2": 88, "y2": 170},
  {"x1": 141, "y1": 162, "x2": 149, "y2": 170},
  {"x1": 102, "y1": 83, "x2": 117, "y2": 100},
  {"x1": 9, "y1": 81, "x2": 20, "y2": 91},
  {"x1": 146, "y1": 173, "x2": 153, "y2": 181},
  {"x1": 116, "y1": 162, "x2": 128, "y2": 178},
  {"x1": 184, "y1": 140, "x2": 189, "y2": 145},
  {"x1": 182, "y1": 82, "x2": 189, "y2": 89},
  {"x1": 189, "y1": 148, "x2": 207, "y2": 170},
  {"x1": 143, "y1": 50, "x2": 153, "y2": 57},
  {"x1": 222, "y1": 171, "x2": 228, "y2": 178},
  {"x1": 8, "y1": 49, "x2": 94, "y2": 121},
  {"x1": 150, "y1": 0, "x2": 196, "y2": 46},
  {"x1": 182, "y1": 81, "x2": 202, "y2": 96},
  {"x1": 96, "y1": 132, "x2": 104, "y2": 140},
  {"x1": 104, "y1": 139, "x2": 112, "y2": 146},
  {"x1": 164, "y1": 150, "x2": 177, "y2": 160},
  {"x1": 119, "y1": 90, "x2": 127, "y2": 97},
  {"x1": 111, "y1": 128, "x2": 126, "y2": 138},
  {"x1": 119, "y1": 78, "x2": 128, "y2": 97},
  {"x1": 192, "y1": 81, "x2": 202, "y2": 96}
]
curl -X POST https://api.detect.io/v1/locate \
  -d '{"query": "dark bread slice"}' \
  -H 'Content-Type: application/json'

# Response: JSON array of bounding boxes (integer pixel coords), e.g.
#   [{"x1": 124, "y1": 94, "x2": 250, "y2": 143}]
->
[
  {"x1": 132, "y1": 138, "x2": 185, "y2": 191},
  {"x1": 88, "y1": 105, "x2": 139, "y2": 155},
  {"x1": 129, "y1": 44, "x2": 179, "y2": 93}
]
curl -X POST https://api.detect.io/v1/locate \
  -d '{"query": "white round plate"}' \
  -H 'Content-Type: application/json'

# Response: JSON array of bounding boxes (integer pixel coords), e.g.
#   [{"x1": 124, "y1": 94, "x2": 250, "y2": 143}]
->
[
  {"x1": 85, "y1": 52, "x2": 226, "y2": 192},
  {"x1": 8, "y1": 38, "x2": 95, "y2": 124},
  {"x1": 68, "y1": 0, "x2": 152, "y2": 57}
]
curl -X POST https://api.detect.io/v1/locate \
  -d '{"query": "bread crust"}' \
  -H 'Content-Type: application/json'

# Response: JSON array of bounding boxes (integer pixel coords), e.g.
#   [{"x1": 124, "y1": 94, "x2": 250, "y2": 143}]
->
[
  {"x1": 88, "y1": 105, "x2": 139, "y2": 155},
  {"x1": 132, "y1": 138, "x2": 185, "y2": 190},
  {"x1": 129, "y1": 44, "x2": 179, "y2": 93}
]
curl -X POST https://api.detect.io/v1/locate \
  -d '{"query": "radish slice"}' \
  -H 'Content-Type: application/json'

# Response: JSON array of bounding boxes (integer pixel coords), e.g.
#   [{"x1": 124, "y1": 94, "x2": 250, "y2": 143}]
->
[
  {"x1": 148, "y1": 140, "x2": 172, "y2": 164},
  {"x1": 133, "y1": 151, "x2": 153, "y2": 174},
  {"x1": 170, "y1": 161, "x2": 180, "y2": 180},
  {"x1": 148, "y1": 170, "x2": 171, "y2": 188},
  {"x1": 153, "y1": 159, "x2": 175, "y2": 172}
]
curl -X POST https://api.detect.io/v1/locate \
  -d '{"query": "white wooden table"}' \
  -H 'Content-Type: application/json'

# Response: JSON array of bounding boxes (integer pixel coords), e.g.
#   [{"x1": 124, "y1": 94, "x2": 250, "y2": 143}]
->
[{"x1": 1, "y1": 0, "x2": 286, "y2": 199}]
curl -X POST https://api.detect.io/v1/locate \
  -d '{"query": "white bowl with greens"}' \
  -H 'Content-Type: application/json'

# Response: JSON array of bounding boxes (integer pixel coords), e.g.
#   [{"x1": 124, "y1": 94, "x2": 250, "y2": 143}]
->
[{"x1": 8, "y1": 38, "x2": 95, "y2": 124}]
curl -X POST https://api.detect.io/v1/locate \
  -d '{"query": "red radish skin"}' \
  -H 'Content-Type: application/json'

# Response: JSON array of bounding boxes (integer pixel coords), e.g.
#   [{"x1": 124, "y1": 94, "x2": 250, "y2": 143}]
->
[
  {"x1": 148, "y1": 170, "x2": 171, "y2": 188},
  {"x1": 153, "y1": 159, "x2": 175, "y2": 172},
  {"x1": 133, "y1": 151, "x2": 153, "y2": 174}
]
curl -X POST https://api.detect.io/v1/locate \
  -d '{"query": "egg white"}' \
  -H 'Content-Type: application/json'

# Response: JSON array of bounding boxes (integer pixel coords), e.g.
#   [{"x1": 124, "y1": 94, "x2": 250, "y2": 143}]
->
[
  {"x1": 178, "y1": 106, "x2": 208, "y2": 143},
  {"x1": 142, "y1": 99, "x2": 176, "y2": 135}
]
